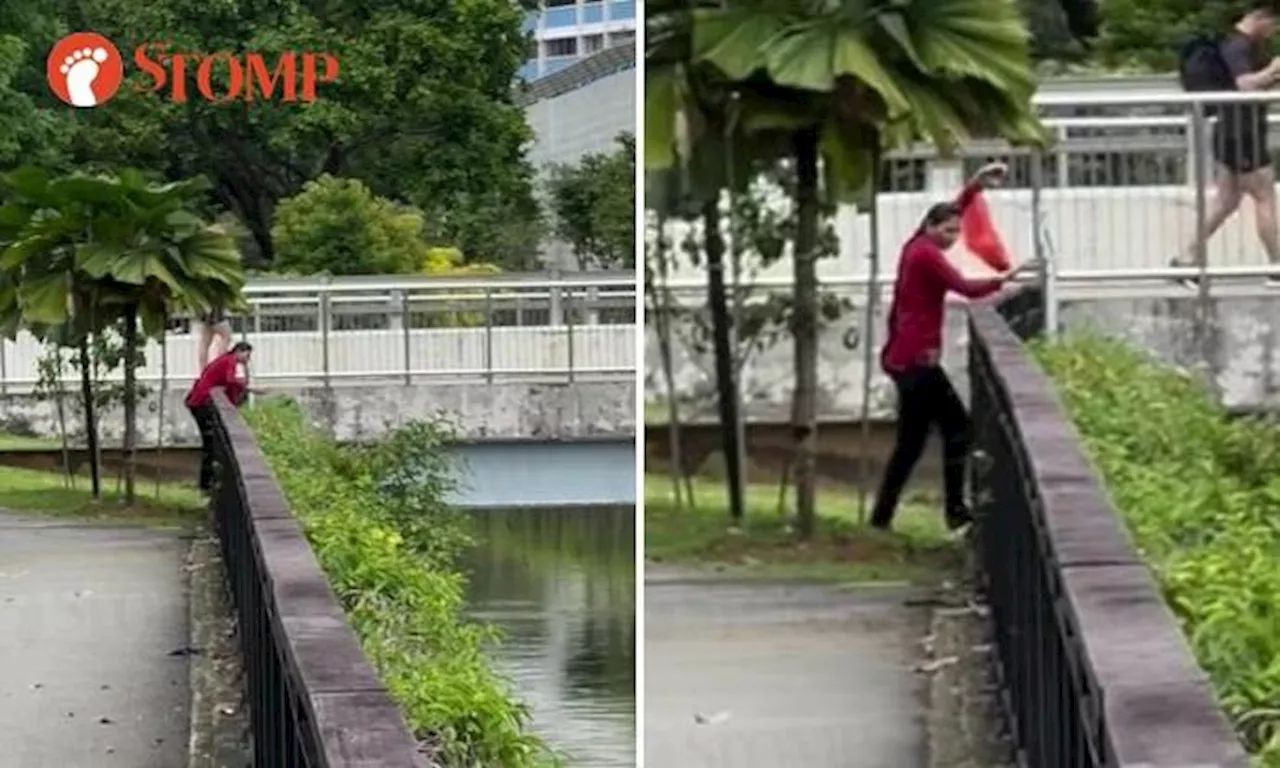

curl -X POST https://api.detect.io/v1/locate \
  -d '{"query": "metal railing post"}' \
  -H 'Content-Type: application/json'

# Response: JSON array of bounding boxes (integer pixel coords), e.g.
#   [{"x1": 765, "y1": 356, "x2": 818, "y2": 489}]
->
[
  {"x1": 549, "y1": 269, "x2": 563, "y2": 326},
  {"x1": 320, "y1": 289, "x2": 332, "y2": 390},
  {"x1": 400, "y1": 289, "x2": 411, "y2": 385},
  {"x1": 1190, "y1": 100, "x2": 1217, "y2": 390},
  {"x1": 1030, "y1": 147, "x2": 1057, "y2": 336},
  {"x1": 565, "y1": 288, "x2": 576, "y2": 383},
  {"x1": 484, "y1": 288, "x2": 494, "y2": 384}
]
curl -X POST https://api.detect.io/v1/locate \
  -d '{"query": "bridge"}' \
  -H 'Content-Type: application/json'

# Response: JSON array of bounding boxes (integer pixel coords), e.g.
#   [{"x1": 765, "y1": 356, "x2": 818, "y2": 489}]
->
[{"x1": 0, "y1": 271, "x2": 638, "y2": 508}]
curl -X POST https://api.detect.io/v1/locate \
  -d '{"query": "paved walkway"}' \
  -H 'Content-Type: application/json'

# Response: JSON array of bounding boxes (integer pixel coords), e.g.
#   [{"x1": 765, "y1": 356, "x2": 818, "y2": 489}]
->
[
  {"x1": 645, "y1": 566, "x2": 930, "y2": 768},
  {"x1": 0, "y1": 514, "x2": 191, "y2": 767}
]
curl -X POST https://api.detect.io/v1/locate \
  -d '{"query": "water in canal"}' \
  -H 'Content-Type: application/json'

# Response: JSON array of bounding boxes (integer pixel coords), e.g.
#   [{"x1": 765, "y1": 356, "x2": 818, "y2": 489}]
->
[{"x1": 463, "y1": 506, "x2": 636, "y2": 767}]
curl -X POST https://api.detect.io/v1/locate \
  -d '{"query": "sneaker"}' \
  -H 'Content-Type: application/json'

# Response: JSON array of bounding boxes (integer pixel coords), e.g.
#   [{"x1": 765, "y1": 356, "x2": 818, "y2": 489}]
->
[{"x1": 1169, "y1": 258, "x2": 1200, "y2": 289}]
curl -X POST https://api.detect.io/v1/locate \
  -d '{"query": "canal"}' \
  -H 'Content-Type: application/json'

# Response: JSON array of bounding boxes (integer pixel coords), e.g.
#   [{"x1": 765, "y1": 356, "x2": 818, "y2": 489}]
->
[{"x1": 463, "y1": 506, "x2": 636, "y2": 767}]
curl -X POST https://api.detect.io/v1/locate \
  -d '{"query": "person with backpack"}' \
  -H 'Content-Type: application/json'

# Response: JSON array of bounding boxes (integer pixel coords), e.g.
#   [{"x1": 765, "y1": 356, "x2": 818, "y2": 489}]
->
[{"x1": 1176, "y1": 3, "x2": 1280, "y2": 286}]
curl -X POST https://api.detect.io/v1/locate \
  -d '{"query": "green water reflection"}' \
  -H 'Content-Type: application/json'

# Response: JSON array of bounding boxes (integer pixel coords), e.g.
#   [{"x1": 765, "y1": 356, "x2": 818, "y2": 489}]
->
[{"x1": 463, "y1": 507, "x2": 636, "y2": 767}]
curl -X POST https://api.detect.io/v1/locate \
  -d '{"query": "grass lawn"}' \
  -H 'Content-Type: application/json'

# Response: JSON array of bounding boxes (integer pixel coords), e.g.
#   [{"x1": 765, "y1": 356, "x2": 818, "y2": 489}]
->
[
  {"x1": 0, "y1": 464, "x2": 205, "y2": 528},
  {"x1": 0, "y1": 432, "x2": 61, "y2": 450},
  {"x1": 645, "y1": 473, "x2": 962, "y2": 584}
]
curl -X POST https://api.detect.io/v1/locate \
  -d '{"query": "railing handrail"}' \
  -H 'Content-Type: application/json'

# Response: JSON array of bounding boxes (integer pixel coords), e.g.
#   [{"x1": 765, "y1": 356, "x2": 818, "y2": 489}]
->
[
  {"x1": 1034, "y1": 88, "x2": 1280, "y2": 107},
  {"x1": 238, "y1": 271, "x2": 636, "y2": 296},
  {"x1": 967, "y1": 290, "x2": 1249, "y2": 766},
  {"x1": 209, "y1": 389, "x2": 423, "y2": 766}
]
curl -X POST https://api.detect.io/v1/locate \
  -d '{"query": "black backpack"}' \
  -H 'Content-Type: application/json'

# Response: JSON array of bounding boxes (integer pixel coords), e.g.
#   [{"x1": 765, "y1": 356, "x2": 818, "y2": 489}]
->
[{"x1": 1179, "y1": 36, "x2": 1234, "y2": 93}]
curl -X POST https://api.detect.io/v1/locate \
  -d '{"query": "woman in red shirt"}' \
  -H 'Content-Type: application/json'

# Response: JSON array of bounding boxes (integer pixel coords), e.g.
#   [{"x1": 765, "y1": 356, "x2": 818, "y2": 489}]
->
[
  {"x1": 186, "y1": 341, "x2": 254, "y2": 492},
  {"x1": 871, "y1": 162, "x2": 1013, "y2": 532}
]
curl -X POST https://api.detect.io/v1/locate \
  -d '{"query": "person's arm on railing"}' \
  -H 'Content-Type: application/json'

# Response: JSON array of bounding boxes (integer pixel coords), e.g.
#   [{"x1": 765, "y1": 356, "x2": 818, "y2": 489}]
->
[{"x1": 923, "y1": 244, "x2": 1010, "y2": 299}]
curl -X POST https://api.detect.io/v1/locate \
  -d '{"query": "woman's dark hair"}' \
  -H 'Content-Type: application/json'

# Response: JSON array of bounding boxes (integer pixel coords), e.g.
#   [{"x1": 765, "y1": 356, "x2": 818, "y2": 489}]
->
[
  {"x1": 231, "y1": 341, "x2": 253, "y2": 354},
  {"x1": 924, "y1": 202, "x2": 962, "y2": 227},
  {"x1": 915, "y1": 201, "x2": 963, "y2": 235}
]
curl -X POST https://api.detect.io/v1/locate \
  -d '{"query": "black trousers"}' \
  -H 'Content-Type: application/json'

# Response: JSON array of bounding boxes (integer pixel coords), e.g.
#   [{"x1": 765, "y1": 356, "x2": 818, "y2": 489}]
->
[
  {"x1": 188, "y1": 403, "x2": 216, "y2": 492},
  {"x1": 871, "y1": 365, "x2": 970, "y2": 526}
]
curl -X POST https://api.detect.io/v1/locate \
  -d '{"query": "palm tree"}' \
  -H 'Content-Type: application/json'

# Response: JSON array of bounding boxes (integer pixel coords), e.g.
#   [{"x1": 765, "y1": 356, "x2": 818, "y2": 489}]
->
[
  {"x1": 0, "y1": 168, "x2": 245, "y2": 503},
  {"x1": 649, "y1": 0, "x2": 1045, "y2": 538}
]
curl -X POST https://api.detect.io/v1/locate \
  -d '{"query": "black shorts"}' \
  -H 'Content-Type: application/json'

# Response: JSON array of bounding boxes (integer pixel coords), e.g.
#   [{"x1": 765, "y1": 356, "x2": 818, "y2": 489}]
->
[{"x1": 1213, "y1": 109, "x2": 1272, "y2": 175}]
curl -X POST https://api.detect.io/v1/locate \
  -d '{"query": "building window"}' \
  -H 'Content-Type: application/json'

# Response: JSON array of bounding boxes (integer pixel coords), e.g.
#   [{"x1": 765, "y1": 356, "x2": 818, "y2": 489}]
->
[
  {"x1": 546, "y1": 0, "x2": 575, "y2": 5},
  {"x1": 583, "y1": 2, "x2": 604, "y2": 23},
  {"x1": 544, "y1": 5, "x2": 577, "y2": 28},
  {"x1": 544, "y1": 37, "x2": 578, "y2": 57},
  {"x1": 609, "y1": 0, "x2": 635, "y2": 21},
  {"x1": 583, "y1": 34, "x2": 604, "y2": 54},
  {"x1": 608, "y1": 30, "x2": 634, "y2": 47}
]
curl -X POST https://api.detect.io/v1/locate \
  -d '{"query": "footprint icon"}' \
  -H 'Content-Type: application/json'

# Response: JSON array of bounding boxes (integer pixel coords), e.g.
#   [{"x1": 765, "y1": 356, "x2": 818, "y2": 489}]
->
[{"x1": 59, "y1": 47, "x2": 110, "y2": 107}]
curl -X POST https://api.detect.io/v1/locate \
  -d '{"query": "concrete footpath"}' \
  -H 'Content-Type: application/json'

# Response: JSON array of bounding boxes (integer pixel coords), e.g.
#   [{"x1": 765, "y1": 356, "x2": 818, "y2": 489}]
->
[
  {"x1": 645, "y1": 566, "x2": 930, "y2": 768},
  {"x1": 0, "y1": 514, "x2": 191, "y2": 767}
]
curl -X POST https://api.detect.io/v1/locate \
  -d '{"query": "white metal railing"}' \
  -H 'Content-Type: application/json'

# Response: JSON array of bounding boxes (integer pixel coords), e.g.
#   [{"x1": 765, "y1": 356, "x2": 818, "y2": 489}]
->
[
  {"x1": 0, "y1": 272, "x2": 638, "y2": 392},
  {"x1": 657, "y1": 89, "x2": 1280, "y2": 326}
]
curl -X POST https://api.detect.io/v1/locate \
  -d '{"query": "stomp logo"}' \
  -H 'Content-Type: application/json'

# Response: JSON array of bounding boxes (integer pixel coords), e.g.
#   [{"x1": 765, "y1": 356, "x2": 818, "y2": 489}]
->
[{"x1": 46, "y1": 31, "x2": 339, "y2": 108}]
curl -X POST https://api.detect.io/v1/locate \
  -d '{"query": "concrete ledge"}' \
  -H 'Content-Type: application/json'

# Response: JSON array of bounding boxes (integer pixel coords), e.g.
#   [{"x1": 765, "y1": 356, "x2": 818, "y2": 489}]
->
[
  {"x1": 0, "y1": 380, "x2": 636, "y2": 444},
  {"x1": 968, "y1": 289, "x2": 1248, "y2": 767},
  {"x1": 209, "y1": 391, "x2": 422, "y2": 767}
]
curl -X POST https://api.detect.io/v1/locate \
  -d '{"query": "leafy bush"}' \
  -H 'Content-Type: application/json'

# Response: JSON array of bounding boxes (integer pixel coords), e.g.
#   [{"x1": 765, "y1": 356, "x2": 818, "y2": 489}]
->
[
  {"x1": 245, "y1": 397, "x2": 554, "y2": 767},
  {"x1": 1035, "y1": 334, "x2": 1280, "y2": 761},
  {"x1": 271, "y1": 175, "x2": 429, "y2": 276}
]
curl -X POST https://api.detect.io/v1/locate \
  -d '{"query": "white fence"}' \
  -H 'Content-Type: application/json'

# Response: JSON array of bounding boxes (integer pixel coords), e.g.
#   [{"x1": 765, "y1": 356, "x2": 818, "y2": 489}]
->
[
  {"x1": 661, "y1": 88, "x2": 1280, "y2": 288},
  {"x1": 0, "y1": 273, "x2": 638, "y2": 392}
]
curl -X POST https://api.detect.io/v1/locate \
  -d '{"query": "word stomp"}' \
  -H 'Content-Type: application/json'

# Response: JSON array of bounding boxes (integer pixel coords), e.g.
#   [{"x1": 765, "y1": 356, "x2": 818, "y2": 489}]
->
[{"x1": 134, "y1": 45, "x2": 339, "y2": 103}]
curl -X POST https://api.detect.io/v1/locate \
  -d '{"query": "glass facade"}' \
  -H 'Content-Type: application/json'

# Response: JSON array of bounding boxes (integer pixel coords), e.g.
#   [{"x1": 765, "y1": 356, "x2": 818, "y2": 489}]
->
[{"x1": 519, "y1": 0, "x2": 638, "y2": 82}]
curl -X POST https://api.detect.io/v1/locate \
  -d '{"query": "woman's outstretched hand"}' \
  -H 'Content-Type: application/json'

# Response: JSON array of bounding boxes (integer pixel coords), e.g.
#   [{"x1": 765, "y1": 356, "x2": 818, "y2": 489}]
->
[{"x1": 972, "y1": 161, "x2": 1009, "y2": 188}]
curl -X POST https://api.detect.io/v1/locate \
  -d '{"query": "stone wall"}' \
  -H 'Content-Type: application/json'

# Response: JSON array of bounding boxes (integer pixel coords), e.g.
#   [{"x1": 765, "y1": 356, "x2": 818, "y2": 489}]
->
[
  {"x1": 0, "y1": 380, "x2": 636, "y2": 446},
  {"x1": 646, "y1": 293, "x2": 1280, "y2": 419}
]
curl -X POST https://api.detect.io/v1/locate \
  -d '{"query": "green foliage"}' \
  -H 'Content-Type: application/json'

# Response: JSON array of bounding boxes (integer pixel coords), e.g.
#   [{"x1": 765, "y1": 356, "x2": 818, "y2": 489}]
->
[
  {"x1": 1036, "y1": 334, "x2": 1280, "y2": 759},
  {"x1": 646, "y1": 0, "x2": 1046, "y2": 206},
  {"x1": 0, "y1": 0, "x2": 542, "y2": 269},
  {"x1": 658, "y1": 163, "x2": 850, "y2": 400},
  {"x1": 546, "y1": 134, "x2": 636, "y2": 270},
  {"x1": 245, "y1": 398, "x2": 556, "y2": 768},
  {"x1": 1091, "y1": 0, "x2": 1246, "y2": 71},
  {"x1": 272, "y1": 176, "x2": 428, "y2": 276},
  {"x1": 0, "y1": 166, "x2": 245, "y2": 338}
]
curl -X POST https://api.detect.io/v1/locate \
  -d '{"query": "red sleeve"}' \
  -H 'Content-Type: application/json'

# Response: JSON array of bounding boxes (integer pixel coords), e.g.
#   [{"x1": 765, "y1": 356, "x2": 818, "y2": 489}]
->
[
  {"x1": 954, "y1": 180, "x2": 984, "y2": 214},
  {"x1": 921, "y1": 242, "x2": 1003, "y2": 298},
  {"x1": 209, "y1": 355, "x2": 245, "y2": 405}
]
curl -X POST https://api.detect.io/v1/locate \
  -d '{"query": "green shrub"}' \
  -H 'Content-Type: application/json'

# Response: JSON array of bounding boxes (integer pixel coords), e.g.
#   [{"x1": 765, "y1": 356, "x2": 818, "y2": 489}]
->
[
  {"x1": 244, "y1": 397, "x2": 555, "y2": 767},
  {"x1": 1035, "y1": 334, "x2": 1280, "y2": 762}
]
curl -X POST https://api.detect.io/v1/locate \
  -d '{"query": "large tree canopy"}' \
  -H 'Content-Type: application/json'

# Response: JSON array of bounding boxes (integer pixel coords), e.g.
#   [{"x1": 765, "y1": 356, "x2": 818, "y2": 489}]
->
[{"x1": 0, "y1": 0, "x2": 542, "y2": 270}]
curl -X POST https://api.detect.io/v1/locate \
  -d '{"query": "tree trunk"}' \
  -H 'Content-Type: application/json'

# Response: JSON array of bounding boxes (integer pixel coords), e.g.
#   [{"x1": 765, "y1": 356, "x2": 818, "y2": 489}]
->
[
  {"x1": 704, "y1": 198, "x2": 745, "y2": 524},
  {"x1": 792, "y1": 128, "x2": 821, "y2": 540},
  {"x1": 78, "y1": 338, "x2": 101, "y2": 499},
  {"x1": 122, "y1": 309, "x2": 139, "y2": 504},
  {"x1": 649, "y1": 214, "x2": 692, "y2": 511}
]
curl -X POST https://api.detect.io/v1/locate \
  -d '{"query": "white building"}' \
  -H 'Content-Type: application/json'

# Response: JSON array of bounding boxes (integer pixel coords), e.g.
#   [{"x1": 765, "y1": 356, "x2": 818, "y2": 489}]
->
[
  {"x1": 519, "y1": 0, "x2": 637, "y2": 82},
  {"x1": 518, "y1": 45, "x2": 636, "y2": 269}
]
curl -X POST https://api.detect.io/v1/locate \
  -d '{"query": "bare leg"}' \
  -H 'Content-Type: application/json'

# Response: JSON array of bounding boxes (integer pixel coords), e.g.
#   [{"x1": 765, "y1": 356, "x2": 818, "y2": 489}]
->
[
  {"x1": 1180, "y1": 169, "x2": 1242, "y2": 265},
  {"x1": 1242, "y1": 166, "x2": 1280, "y2": 265},
  {"x1": 210, "y1": 322, "x2": 232, "y2": 359}
]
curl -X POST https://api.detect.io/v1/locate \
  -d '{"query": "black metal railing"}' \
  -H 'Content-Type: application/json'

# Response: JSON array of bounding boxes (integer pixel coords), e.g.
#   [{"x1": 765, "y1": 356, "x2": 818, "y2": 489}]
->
[
  {"x1": 967, "y1": 287, "x2": 1249, "y2": 768},
  {"x1": 208, "y1": 390, "x2": 422, "y2": 767}
]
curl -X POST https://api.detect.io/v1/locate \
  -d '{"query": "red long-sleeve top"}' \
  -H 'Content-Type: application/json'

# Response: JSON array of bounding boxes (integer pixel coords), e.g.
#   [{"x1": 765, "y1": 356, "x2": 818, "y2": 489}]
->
[
  {"x1": 880, "y1": 182, "x2": 1004, "y2": 374},
  {"x1": 185, "y1": 352, "x2": 246, "y2": 408}
]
